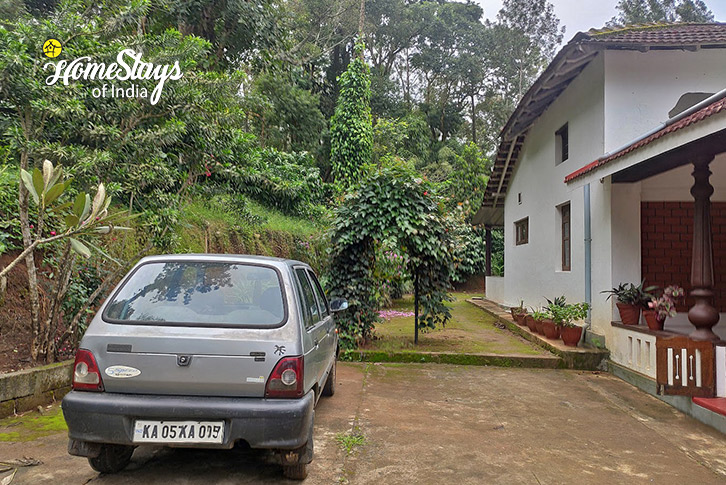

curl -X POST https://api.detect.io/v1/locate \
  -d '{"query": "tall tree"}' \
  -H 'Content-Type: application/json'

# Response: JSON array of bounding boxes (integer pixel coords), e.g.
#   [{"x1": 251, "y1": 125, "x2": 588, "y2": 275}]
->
[
  {"x1": 495, "y1": 0, "x2": 564, "y2": 98},
  {"x1": 607, "y1": 0, "x2": 714, "y2": 26}
]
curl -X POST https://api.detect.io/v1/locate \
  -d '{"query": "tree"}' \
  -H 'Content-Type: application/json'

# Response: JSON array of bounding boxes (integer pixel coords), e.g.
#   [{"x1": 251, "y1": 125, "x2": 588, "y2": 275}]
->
[
  {"x1": 494, "y1": 0, "x2": 564, "y2": 98},
  {"x1": 328, "y1": 165, "x2": 454, "y2": 348},
  {"x1": 329, "y1": 42, "x2": 373, "y2": 188},
  {"x1": 607, "y1": 0, "x2": 714, "y2": 26}
]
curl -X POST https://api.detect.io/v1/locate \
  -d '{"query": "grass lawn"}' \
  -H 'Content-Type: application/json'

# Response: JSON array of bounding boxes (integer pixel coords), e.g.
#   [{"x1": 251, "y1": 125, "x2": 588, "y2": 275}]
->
[
  {"x1": 0, "y1": 403, "x2": 66, "y2": 442},
  {"x1": 363, "y1": 293, "x2": 546, "y2": 356}
]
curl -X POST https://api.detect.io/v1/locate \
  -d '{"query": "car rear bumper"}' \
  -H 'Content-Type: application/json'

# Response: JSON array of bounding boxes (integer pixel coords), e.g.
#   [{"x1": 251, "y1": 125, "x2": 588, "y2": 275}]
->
[{"x1": 62, "y1": 390, "x2": 314, "y2": 451}]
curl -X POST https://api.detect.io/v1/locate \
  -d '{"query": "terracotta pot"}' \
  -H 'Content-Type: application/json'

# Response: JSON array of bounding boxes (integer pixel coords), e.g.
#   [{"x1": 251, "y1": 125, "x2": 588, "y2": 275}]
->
[
  {"x1": 616, "y1": 302, "x2": 641, "y2": 325},
  {"x1": 534, "y1": 319, "x2": 545, "y2": 335},
  {"x1": 541, "y1": 319, "x2": 560, "y2": 339},
  {"x1": 525, "y1": 315, "x2": 537, "y2": 331},
  {"x1": 514, "y1": 313, "x2": 526, "y2": 325},
  {"x1": 643, "y1": 310, "x2": 666, "y2": 331},
  {"x1": 560, "y1": 325, "x2": 583, "y2": 347}
]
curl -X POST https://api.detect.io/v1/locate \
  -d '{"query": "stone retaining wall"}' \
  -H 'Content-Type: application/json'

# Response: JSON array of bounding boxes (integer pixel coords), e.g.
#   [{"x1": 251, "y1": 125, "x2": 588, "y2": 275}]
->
[{"x1": 0, "y1": 361, "x2": 73, "y2": 417}]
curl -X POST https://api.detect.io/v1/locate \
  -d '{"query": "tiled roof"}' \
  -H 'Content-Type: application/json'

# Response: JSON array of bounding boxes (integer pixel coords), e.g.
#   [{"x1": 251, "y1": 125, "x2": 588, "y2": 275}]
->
[
  {"x1": 587, "y1": 22, "x2": 726, "y2": 45},
  {"x1": 564, "y1": 95, "x2": 726, "y2": 183}
]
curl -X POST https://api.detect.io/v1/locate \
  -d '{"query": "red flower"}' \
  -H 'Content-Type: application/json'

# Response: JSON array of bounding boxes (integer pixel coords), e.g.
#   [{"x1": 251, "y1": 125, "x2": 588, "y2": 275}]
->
[
  {"x1": 50, "y1": 231, "x2": 56, "y2": 236},
  {"x1": 423, "y1": 191, "x2": 428, "y2": 196}
]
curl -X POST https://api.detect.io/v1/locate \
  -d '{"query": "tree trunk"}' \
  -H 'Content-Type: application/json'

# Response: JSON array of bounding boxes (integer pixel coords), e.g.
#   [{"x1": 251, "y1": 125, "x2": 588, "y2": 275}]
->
[
  {"x1": 414, "y1": 269, "x2": 419, "y2": 345},
  {"x1": 19, "y1": 149, "x2": 42, "y2": 362},
  {"x1": 358, "y1": 0, "x2": 366, "y2": 41},
  {"x1": 44, "y1": 242, "x2": 76, "y2": 362},
  {"x1": 471, "y1": 93, "x2": 477, "y2": 145}
]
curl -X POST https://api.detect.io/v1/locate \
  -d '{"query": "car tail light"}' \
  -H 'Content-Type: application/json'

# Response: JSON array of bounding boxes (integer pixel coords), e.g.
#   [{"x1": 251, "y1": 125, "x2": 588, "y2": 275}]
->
[
  {"x1": 72, "y1": 349, "x2": 104, "y2": 392},
  {"x1": 265, "y1": 356, "x2": 304, "y2": 398}
]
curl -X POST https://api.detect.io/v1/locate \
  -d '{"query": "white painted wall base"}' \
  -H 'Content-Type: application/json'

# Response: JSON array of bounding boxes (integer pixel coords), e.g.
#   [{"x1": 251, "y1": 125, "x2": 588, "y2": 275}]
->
[
  {"x1": 484, "y1": 277, "x2": 506, "y2": 306},
  {"x1": 610, "y1": 326, "x2": 657, "y2": 378}
]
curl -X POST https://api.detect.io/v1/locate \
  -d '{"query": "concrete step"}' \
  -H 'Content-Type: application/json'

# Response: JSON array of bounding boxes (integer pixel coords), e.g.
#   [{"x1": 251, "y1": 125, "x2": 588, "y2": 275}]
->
[{"x1": 467, "y1": 298, "x2": 609, "y2": 371}]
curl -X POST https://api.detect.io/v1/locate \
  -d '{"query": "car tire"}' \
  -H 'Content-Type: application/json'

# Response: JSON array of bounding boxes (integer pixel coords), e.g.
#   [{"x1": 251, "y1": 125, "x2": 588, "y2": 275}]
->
[
  {"x1": 322, "y1": 358, "x2": 336, "y2": 397},
  {"x1": 283, "y1": 463, "x2": 308, "y2": 480},
  {"x1": 88, "y1": 444, "x2": 134, "y2": 474}
]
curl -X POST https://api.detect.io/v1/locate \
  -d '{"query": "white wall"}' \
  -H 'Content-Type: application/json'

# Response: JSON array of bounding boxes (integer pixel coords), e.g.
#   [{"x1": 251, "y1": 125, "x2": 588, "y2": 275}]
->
[
  {"x1": 495, "y1": 46, "x2": 726, "y2": 354},
  {"x1": 498, "y1": 55, "x2": 605, "y2": 310},
  {"x1": 603, "y1": 49, "x2": 726, "y2": 152}
]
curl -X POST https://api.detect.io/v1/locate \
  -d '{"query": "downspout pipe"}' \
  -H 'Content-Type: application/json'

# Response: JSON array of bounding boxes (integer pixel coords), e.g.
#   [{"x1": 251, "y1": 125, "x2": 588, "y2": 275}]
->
[{"x1": 583, "y1": 183, "x2": 592, "y2": 343}]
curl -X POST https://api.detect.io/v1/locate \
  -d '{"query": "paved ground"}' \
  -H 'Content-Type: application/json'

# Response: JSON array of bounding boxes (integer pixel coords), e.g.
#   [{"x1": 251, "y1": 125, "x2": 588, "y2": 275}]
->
[{"x1": 3, "y1": 363, "x2": 726, "y2": 484}]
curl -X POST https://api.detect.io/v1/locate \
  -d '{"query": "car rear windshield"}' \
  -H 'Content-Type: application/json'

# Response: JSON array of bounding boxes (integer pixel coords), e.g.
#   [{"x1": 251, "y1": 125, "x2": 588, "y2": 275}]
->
[{"x1": 103, "y1": 262, "x2": 286, "y2": 327}]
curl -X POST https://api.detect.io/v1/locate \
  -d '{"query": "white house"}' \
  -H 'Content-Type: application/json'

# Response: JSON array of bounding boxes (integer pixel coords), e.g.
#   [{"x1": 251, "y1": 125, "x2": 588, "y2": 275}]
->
[{"x1": 474, "y1": 23, "x2": 726, "y2": 411}]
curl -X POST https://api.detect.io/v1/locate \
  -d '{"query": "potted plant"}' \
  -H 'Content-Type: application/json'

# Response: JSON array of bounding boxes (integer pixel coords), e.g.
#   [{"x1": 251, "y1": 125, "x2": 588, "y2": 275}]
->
[
  {"x1": 533, "y1": 308, "x2": 558, "y2": 339},
  {"x1": 550, "y1": 302, "x2": 590, "y2": 347},
  {"x1": 510, "y1": 300, "x2": 527, "y2": 326},
  {"x1": 644, "y1": 285, "x2": 685, "y2": 330},
  {"x1": 601, "y1": 282, "x2": 653, "y2": 325}
]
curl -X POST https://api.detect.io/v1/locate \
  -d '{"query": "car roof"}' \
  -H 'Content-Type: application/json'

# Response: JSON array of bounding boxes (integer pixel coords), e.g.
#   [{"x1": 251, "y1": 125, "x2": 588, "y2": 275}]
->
[{"x1": 136, "y1": 253, "x2": 309, "y2": 269}]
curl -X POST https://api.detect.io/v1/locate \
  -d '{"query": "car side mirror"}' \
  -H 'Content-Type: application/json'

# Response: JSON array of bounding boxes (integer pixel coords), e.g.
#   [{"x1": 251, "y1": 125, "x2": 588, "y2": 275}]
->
[{"x1": 329, "y1": 298, "x2": 348, "y2": 313}]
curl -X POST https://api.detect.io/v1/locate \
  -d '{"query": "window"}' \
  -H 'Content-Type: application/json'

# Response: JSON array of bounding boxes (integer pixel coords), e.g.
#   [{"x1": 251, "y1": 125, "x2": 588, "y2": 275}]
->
[
  {"x1": 560, "y1": 203, "x2": 571, "y2": 271},
  {"x1": 515, "y1": 218, "x2": 529, "y2": 246},
  {"x1": 307, "y1": 270, "x2": 329, "y2": 318},
  {"x1": 555, "y1": 123, "x2": 568, "y2": 165},
  {"x1": 103, "y1": 262, "x2": 285, "y2": 327},
  {"x1": 295, "y1": 268, "x2": 320, "y2": 328}
]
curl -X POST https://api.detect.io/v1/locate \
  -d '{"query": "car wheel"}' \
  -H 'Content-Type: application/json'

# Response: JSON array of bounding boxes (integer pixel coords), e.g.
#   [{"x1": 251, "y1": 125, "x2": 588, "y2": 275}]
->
[
  {"x1": 88, "y1": 444, "x2": 134, "y2": 474},
  {"x1": 322, "y1": 358, "x2": 336, "y2": 397},
  {"x1": 282, "y1": 463, "x2": 308, "y2": 480}
]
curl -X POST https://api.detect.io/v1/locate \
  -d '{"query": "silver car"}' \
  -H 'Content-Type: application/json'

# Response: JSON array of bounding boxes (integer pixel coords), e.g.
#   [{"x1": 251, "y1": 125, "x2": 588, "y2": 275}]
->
[{"x1": 62, "y1": 254, "x2": 345, "y2": 480}]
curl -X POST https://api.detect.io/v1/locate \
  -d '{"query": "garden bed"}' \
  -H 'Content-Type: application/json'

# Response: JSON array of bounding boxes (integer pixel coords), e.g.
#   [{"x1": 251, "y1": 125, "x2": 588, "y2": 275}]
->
[{"x1": 361, "y1": 293, "x2": 548, "y2": 357}]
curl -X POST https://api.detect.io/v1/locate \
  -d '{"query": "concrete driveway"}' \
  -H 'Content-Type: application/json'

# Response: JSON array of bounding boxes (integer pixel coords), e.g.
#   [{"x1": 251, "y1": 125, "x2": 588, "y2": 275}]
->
[{"x1": 3, "y1": 362, "x2": 726, "y2": 484}]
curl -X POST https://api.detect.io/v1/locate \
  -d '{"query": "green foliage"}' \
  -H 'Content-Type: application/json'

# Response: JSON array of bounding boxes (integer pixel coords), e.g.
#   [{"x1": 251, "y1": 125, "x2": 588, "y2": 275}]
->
[
  {"x1": 328, "y1": 165, "x2": 454, "y2": 349},
  {"x1": 0, "y1": 165, "x2": 21, "y2": 254},
  {"x1": 329, "y1": 42, "x2": 373, "y2": 188},
  {"x1": 548, "y1": 301, "x2": 589, "y2": 328},
  {"x1": 451, "y1": 223, "x2": 487, "y2": 283},
  {"x1": 530, "y1": 308, "x2": 550, "y2": 321},
  {"x1": 335, "y1": 429, "x2": 366, "y2": 455},
  {"x1": 602, "y1": 281, "x2": 655, "y2": 307},
  {"x1": 607, "y1": 0, "x2": 714, "y2": 26},
  {"x1": 245, "y1": 71, "x2": 327, "y2": 155}
]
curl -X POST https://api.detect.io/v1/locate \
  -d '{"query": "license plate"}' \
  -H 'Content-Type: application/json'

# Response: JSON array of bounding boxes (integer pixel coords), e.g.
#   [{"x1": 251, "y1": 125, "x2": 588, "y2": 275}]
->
[{"x1": 133, "y1": 420, "x2": 224, "y2": 444}]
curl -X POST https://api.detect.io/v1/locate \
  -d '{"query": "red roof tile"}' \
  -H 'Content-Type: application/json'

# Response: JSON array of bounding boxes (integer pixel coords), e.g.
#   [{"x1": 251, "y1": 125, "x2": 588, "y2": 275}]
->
[{"x1": 564, "y1": 96, "x2": 726, "y2": 183}]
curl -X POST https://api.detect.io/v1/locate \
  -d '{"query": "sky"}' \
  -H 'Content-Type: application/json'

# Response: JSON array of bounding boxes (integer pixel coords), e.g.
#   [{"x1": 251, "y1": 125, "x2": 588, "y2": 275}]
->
[{"x1": 474, "y1": 0, "x2": 726, "y2": 44}]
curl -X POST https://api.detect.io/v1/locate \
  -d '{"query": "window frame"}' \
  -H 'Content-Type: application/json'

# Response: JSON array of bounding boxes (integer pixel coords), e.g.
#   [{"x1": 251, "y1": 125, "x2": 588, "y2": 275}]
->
[
  {"x1": 306, "y1": 270, "x2": 330, "y2": 318},
  {"x1": 560, "y1": 203, "x2": 571, "y2": 271},
  {"x1": 294, "y1": 267, "x2": 321, "y2": 329},
  {"x1": 515, "y1": 217, "x2": 529, "y2": 246},
  {"x1": 555, "y1": 123, "x2": 569, "y2": 165}
]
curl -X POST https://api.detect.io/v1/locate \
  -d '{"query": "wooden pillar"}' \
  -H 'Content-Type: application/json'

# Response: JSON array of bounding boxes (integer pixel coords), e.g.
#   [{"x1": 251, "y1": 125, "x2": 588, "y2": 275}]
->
[
  {"x1": 688, "y1": 155, "x2": 720, "y2": 341},
  {"x1": 485, "y1": 226, "x2": 492, "y2": 277}
]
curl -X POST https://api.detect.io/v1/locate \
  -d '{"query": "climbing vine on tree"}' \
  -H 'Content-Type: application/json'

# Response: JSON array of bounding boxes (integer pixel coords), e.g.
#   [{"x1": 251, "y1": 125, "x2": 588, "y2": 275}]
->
[
  {"x1": 329, "y1": 42, "x2": 373, "y2": 188},
  {"x1": 328, "y1": 165, "x2": 455, "y2": 349}
]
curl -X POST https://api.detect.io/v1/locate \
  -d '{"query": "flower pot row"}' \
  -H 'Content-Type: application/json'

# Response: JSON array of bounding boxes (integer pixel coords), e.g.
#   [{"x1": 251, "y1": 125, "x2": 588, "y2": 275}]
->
[{"x1": 510, "y1": 310, "x2": 583, "y2": 347}]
